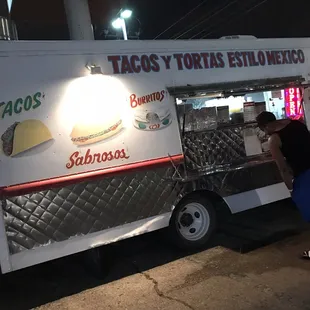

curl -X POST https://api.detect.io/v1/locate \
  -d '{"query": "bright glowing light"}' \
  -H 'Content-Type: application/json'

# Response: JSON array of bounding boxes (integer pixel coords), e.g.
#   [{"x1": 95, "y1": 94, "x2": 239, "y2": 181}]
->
[
  {"x1": 120, "y1": 9, "x2": 132, "y2": 19},
  {"x1": 112, "y1": 18, "x2": 123, "y2": 29},
  {"x1": 58, "y1": 75, "x2": 133, "y2": 134}
]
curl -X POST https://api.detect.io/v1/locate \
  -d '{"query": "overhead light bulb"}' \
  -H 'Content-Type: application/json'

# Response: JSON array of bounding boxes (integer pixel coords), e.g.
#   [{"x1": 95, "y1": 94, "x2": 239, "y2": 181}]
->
[
  {"x1": 112, "y1": 18, "x2": 123, "y2": 29},
  {"x1": 120, "y1": 9, "x2": 132, "y2": 19}
]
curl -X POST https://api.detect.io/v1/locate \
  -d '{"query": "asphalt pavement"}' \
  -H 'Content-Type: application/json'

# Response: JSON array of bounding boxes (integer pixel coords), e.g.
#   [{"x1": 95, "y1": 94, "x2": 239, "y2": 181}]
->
[{"x1": 1, "y1": 199, "x2": 310, "y2": 310}]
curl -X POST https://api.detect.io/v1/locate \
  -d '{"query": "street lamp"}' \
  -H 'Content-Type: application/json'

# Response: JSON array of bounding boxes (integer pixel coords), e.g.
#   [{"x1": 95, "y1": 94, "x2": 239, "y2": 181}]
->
[
  {"x1": 112, "y1": 9, "x2": 132, "y2": 40},
  {"x1": 120, "y1": 9, "x2": 132, "y2": 19}
]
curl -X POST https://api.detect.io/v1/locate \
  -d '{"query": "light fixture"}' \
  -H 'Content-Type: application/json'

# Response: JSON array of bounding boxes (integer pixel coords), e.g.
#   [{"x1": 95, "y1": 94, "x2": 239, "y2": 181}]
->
[
  {"x1": 112, "y1": 18, "x2": 123, "y2": 29},
  {"x1": 86, "y1": 63, "x2": 103, "y2": 75},
  {"x1": 111, "y1": 8, "x2": 133, "y2": 40},
  {"x1": 120, "y1": 9, "x2": 132, "y2": 19}
]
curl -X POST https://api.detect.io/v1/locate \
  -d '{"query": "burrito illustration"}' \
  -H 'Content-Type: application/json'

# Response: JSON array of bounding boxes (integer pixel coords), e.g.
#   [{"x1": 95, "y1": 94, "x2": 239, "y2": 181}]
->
[
  {"x1": 70, "y1": 114, "x2": 123, "y2": 146},
  {"x1": 133, "y1": 108, "x2": 172, "y2": 131},
  {"x1": 1, "y1": 119, "x2": 53, "y2": 157}
]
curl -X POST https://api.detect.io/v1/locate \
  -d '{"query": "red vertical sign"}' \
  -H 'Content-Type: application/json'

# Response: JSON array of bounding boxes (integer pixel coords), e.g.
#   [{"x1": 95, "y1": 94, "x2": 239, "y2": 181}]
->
[{"x1": 284, "y1": 88, "x2": 303, "y2": 120}]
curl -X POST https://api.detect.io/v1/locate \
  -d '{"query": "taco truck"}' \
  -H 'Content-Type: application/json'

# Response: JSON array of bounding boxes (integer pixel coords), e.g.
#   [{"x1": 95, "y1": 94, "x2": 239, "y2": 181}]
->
[{"x1": 0, "y1": 36, "x2": 309, "y2": 275}]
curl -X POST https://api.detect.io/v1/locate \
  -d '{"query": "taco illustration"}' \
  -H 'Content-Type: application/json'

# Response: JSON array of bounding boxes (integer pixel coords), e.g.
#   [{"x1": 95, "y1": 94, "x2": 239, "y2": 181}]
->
[
  {"x1": 1, "y1": 119, "x2": 53, "y2": 157},
  {"x1": 133, "y1": 108, "x2": 172, "y2": 131},
  {"x1": 70, "y1": 113, "x2": 123, "y2": 146}
]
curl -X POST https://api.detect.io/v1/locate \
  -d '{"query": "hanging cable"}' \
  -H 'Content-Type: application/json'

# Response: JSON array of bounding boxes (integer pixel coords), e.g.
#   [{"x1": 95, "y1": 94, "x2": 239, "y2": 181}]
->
[
  {"x1": 153, "y1": 0, "x2": 208, "y2": 40},
  {"x1": 169, "y1": 0, "x2": 232, "y2": 40},
  {"x1": 171, "y1": 0, "x2": 239, "y2": 40},
  {"x1": 189, "y1": 0, "x2": 259, "y2": 39},
  {"x1": 201, "y1": 0, "x2": 270, "y2": 39}
]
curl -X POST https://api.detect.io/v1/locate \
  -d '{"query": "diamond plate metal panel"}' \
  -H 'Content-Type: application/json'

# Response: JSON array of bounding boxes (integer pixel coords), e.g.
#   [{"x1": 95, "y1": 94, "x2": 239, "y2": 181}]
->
[
  {"x1": 3, "y1": 168, "x2": 181, "y2": 254},
  {"x1": 183, "y1": 125, "x2": 263, "y2": 170},
  {"x1": 195, "y1": 161, "x2": 282, "y2": 196}
]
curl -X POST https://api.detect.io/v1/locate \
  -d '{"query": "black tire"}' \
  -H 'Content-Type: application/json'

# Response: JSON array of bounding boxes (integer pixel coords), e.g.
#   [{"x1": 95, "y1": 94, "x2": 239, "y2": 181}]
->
[{"x1": 169, "y1": 194, "x2": 217, "y2": 250}]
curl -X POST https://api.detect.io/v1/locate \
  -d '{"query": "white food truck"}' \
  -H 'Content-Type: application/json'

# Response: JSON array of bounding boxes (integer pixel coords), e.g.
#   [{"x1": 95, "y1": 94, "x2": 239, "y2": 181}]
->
[{"x1": 0, "y1": 37, "x2": 309, "y2": 275}]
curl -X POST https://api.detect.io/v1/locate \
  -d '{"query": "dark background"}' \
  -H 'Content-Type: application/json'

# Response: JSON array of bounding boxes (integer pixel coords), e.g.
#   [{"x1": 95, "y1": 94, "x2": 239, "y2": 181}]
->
[{"x1": 0, "y1": 0, "x2": 309, "y2": 40}]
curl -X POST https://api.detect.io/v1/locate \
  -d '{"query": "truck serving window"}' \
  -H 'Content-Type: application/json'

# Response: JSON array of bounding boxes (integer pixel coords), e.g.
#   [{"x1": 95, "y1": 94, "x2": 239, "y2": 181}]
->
[{"x1": 171, "y1": 76, "x2": 305, "y2": 132}]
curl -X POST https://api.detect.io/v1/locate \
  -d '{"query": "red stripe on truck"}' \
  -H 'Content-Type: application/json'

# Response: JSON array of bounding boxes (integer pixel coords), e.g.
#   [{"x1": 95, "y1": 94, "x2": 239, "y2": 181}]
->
[{"x1": 0, "y1": 154, "x2": 184, "y2": 198}]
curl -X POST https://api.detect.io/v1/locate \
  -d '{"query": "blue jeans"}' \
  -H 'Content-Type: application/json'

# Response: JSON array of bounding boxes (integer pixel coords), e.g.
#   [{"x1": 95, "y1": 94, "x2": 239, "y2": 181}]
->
[{"x1": 292, "y1": 169, "x2": 310, "y2": 222}]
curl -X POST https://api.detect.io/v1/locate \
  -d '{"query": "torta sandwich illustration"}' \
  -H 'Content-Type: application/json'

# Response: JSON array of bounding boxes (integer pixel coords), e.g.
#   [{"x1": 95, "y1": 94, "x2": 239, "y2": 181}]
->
[{"x1": 70, "y1": 113, "x2": 123, "y2": 146}]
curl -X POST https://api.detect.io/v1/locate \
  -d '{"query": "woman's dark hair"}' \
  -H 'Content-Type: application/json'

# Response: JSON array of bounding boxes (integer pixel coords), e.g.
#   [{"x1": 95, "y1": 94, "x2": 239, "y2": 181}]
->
[{"x1": 256, "y1": 111, "x2": 276, "y2": 127}]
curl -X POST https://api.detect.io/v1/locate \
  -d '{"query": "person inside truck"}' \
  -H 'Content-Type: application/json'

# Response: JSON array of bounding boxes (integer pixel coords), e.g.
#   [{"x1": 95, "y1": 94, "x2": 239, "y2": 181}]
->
[{"x1": 256, "y1": 111, "x2": 310, "y2": 259}]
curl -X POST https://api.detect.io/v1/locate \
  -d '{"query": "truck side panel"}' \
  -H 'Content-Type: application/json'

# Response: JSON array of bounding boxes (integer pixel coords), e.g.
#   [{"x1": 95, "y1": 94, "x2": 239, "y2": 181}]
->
[{"x1": 0, "y1": 38, "x2": 307, "y2": 272}]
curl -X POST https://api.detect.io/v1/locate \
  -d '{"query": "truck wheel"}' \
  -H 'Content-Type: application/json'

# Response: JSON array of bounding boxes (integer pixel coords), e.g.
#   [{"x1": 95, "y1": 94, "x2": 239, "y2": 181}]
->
[{"x1": 169, "y1": 195, "x2": 217, "y2": 250}]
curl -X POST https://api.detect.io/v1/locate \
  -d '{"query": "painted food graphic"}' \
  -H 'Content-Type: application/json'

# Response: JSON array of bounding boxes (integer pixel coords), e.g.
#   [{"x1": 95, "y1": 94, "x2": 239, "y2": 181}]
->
[
  {"x1": 71, "y1": 113, "x2": 123, "y2": 146},
  {"x1": 133, "y1": 108, "x2": 172, "y2": 131},
  {"x1": 1, "y1": 119, "x2": 53, "y2": 157}
]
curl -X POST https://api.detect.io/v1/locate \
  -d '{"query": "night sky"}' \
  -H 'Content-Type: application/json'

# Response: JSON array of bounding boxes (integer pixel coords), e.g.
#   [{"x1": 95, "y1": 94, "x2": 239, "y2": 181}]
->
[{"x1": 9, "y1": 0, "x2": 310, "y2": 40}]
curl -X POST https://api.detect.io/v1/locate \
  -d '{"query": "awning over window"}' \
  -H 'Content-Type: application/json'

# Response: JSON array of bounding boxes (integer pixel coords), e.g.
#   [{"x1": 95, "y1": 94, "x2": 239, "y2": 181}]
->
[{"x1": 167, "y1": 75, "x2": 306, "y2": 98}]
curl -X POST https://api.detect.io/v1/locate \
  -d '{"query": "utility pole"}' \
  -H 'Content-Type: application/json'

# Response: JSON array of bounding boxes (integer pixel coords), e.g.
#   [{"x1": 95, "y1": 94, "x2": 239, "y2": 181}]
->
[{"x1": 63, "y1": 0, "x2": 94, "y2": 40}]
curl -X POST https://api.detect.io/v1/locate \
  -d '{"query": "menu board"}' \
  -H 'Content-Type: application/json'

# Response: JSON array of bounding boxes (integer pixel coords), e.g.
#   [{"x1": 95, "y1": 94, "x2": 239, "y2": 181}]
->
[
  {"x1": 243, "y1": 102, "x2": 256, "y2": 122},
  {"x1": 243, "y1": 101, "x2": 266, "y2": 123}
]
